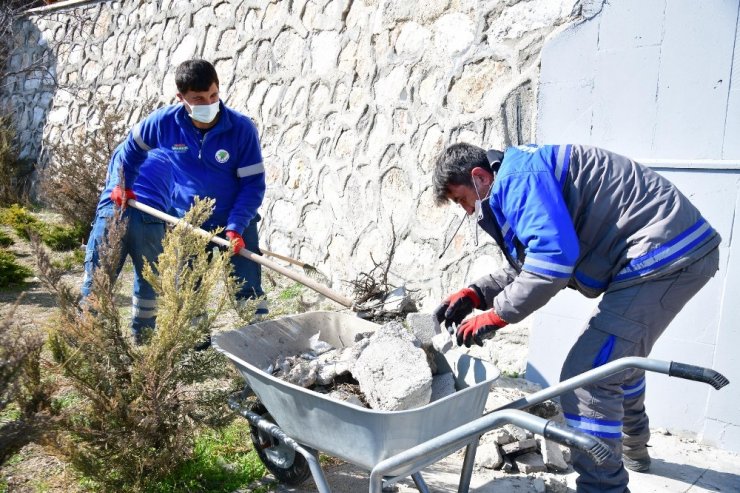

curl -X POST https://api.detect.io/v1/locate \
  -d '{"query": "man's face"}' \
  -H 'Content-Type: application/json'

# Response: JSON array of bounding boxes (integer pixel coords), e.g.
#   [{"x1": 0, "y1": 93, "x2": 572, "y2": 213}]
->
[
  {"x1": 177, "y1": 82, "x2": 220, "y2": 109},
  {"x1": 446, "y1": 183, "x2": 478, "y2": 216}
]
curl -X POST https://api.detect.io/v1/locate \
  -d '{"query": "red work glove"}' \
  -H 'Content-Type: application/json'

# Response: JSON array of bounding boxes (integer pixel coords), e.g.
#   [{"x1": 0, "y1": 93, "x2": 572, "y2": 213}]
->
[
  {"x1": 225, "y1": 230, "x2": 245, "y2": 255},
  {"x1": 434, "y1": 287, "x2": 481, "y2": 334},
  {"x1": 457, "y1": 310, "x2": 508, "y2": 348},
  {"x1": 110, "y1": 185, "x2": 136, "y2": 208}
]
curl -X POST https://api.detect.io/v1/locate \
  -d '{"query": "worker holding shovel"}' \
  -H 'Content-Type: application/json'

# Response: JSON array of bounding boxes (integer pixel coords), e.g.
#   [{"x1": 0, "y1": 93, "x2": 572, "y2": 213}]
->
[
  {"x1": 432, "y1": 143, "x2": 720, "y2": 493},
  {"x1": 111, "y1": 59, "x2": 268, "y2": 321}
]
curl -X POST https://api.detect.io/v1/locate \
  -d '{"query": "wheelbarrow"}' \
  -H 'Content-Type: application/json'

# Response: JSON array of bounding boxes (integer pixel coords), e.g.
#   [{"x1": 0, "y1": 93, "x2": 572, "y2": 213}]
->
[{"x1": 212, "y1": 312, "x2": 727, "y2": 492}]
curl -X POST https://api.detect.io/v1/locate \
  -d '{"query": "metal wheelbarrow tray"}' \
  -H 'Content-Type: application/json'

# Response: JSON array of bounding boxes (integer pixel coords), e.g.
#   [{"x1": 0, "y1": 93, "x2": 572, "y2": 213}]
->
[
  {"x1": 214, "y1": 311, "x2": 730, "y2": 493},
  {"x1": 214, "y1": 312, "x2": 500, "y2": 473}
]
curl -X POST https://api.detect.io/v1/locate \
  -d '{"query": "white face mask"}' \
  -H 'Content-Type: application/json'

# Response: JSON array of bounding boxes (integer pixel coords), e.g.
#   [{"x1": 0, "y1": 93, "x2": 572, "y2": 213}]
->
[{"x1": 185, "y1": 100, "x2": 220, "y2": 123}]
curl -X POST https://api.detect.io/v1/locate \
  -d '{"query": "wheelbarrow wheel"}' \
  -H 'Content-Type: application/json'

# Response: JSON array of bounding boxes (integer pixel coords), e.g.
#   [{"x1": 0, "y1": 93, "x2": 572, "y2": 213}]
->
[{"x1": 247, "y1": 401, "x2": 312, "y2": 486}]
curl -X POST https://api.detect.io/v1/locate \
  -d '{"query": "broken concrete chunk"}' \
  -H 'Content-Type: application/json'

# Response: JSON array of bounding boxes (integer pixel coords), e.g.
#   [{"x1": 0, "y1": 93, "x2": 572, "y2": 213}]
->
[
  {"x1": 484, "y1": 427, "x2": 515, "y2": 446},
  {"x1": 503, "y1": 423, "x2": 534, "y2": 441},
  {"x1": 373, "y1": 320, "x2": 421, "y2": 347},
  {"x1": 430, "y1": 372, "x2": 456, "y2": 402},
  {"x1": 431, "y1": 332, "x2": 454, "y2": 354},
  {"x1": 475, "y1": 442, "x2": 503, "y2": 470},
  {"x1": 406, "y1": 312, "x2": 440, "y2": 347},
  {"x1": 536, "y1": 436, "x2": 569, "y2": 472},
  {"x1": 353, "y1": 334, "x2": 432, "y2": 411},
  {"x1": 541, "y1": 474, "x2": 568, "y2": 493},
  {"x1": 501, "y1": 438, "x2": 538, "y2": 456},
  {"x1": 514, "y1": 451, "x2": 547, "y2": 474},
  {"x1": 285, "y1": 359, "x2": 319, "y2": 387}
]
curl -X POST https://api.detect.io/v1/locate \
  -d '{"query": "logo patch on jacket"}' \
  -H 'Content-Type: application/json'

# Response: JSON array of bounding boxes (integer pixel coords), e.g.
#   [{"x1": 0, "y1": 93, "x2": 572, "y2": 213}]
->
[
  {"x1": 215, "y1": 149, "x2": 230, "y2": 163},
  {"x1": 172, "y1": 144, "x2": 188, "y2": 153}
]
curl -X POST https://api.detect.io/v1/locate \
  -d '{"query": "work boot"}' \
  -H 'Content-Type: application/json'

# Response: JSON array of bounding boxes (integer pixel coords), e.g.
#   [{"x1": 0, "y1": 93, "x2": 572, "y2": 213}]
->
[{"x1": 623, "y1": 446, "x2": 651, "y2": 472}]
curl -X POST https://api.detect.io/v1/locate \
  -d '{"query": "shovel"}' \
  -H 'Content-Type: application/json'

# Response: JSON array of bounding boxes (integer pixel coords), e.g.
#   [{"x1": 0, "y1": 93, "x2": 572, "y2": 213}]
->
[
  {"x1": 126, "y1": 199, "x2": 355, "y2": 310},
  {"x1": 258, "y1": 247, "x2": 329, "y2": 284}
]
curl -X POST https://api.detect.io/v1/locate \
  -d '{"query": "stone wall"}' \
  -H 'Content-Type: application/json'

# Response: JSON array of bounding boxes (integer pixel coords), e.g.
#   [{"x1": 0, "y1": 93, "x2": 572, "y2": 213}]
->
[{"x1": 3, "y1": 0, "x2": 602, "y2": 308}]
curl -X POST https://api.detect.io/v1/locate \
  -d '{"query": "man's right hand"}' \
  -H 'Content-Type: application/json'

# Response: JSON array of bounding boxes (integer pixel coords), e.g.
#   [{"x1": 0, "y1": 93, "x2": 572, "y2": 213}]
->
[
  {"x1": 110, "y1": 185, "x2": 136, "y2": 208},
  {"x1": 434, "y1": 287, "x2": 481, "y2": 334}
]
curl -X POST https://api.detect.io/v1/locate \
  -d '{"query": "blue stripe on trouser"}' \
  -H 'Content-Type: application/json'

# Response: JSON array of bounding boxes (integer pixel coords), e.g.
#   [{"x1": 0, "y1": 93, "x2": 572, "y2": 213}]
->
[
  {"x1": 622, "y1": 376, "x2": 646, "y2": 399},
  {"x1": 564, "y1": 413, "x2": 623, "y2": 439}
]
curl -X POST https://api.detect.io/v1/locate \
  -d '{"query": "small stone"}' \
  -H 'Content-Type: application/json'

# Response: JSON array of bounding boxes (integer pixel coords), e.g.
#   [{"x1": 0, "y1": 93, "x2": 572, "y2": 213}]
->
[
  {"x1": 504, "y1": 423, "x2": 534, "y2": 441},
  {"x1": 514, "y1": 452, "x2": 547, "y2": 474},
  {"x1": 475, "y1": 442, "x2": 503, "y2": 470},
  {"x1": 537, "y1": 436, "x2": 569, "y2": 472},
  {"x1": 432, "y1": 332, "x2": 453, "y2": 353},
  {"x1": 406, "y1": 312, "x2": 440, "y2": 346},
  {"x1": 501, "y1": 438, "x2": 537, "y2": 456},
  {"x1": 483, "y1": 427, "x2": 514, "y2": 446}
]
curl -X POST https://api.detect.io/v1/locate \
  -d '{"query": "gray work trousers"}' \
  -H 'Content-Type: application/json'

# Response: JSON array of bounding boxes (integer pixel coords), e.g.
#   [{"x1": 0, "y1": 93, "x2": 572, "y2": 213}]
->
[{"x1": 560, "y1": 247, "x2": 719, "y2": 493}]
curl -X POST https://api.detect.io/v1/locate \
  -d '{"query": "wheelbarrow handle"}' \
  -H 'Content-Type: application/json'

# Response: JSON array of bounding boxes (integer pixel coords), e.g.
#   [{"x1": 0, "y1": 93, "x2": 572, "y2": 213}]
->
[
  {"x1": 368, "y1": 409, "x2": 612, "y2": 493},
  {"x1": 669, "y1": 362, "x2": 730, "y2": 390},
  {"x1": 491, "y1": 357, "x2": 729, "y2": 415},
  {"x1": 543, "y1": 421, "x2": 611, "y2": 464}
]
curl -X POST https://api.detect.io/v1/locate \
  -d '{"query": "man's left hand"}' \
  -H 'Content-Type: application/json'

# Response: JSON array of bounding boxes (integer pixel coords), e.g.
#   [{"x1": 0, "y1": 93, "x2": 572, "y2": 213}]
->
[
  {"x1": 457, "y1": 310, "x2": 508, "y2": 348},
  {"x1": 225, "y1": 230, "x2": 245, "y2": 255}
]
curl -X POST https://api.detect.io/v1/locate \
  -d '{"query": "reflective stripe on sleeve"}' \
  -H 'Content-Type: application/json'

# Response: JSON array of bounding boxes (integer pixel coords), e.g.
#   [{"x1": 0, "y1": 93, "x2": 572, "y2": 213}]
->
[
  {"x1": 133, "y1": 123, "x2": 152, "y2": 151},
  {"x1": 237, "y1": 162, "x2": 265, "y2": 177},
  {"x1": 523, "y1": 256, "x2": 574, "y2": 277}
]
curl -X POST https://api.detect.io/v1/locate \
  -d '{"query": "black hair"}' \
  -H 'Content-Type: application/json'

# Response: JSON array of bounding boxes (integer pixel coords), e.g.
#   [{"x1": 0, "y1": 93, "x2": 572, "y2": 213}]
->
[
  {"x1": 432, "y1": 143, "x2": 495, "y2": 205},
  {"x1": 175, "y1": 59, "x2": 219, "y2": 93}
]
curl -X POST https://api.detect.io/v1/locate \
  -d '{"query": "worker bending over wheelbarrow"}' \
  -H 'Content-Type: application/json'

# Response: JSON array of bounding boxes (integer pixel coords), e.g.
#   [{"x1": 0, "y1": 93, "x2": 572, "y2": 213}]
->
[{"x1": 432, "y1": 143, "x2": 720, "y2": 493}]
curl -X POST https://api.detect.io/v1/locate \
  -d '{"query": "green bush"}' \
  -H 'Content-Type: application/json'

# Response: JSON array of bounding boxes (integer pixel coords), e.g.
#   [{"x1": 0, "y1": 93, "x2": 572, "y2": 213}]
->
[
  {"x1": 40, "y1": 222, "x2": 84, "y2": 251},
  {"x1": 0, "y1": 204, "x2": 36, "y2": 239},
  {"x1": 0, "y1": 249, "x2": 32, "y2": 288},
  {"x1": 0, "y1": 204, "x2": 83, "y2": 251},
  {"x1": 147, "y1": 420, "x2": 266, "y2": 493},
  {"x1": 0, "y1": 229, "x2": 11, "y2": 247},
  {"x1": 41, "y1": 199, "x2": 245, "y2": 491}
]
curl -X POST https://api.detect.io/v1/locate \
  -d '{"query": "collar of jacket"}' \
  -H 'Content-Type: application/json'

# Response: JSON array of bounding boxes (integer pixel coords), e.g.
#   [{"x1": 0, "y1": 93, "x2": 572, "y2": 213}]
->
[{"x1": 477, "y1": 197, "x2": 522, "y2": 272}]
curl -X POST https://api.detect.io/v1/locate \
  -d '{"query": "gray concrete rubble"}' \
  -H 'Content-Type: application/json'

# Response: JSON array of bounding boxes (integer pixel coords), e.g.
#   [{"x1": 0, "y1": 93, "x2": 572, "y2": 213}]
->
[
  {"x1": 405, "y1": 312, "x2": 441, "y2": 347},
  {"x1": 353, "y1": 321, "x2": 432, "y2": 411},
  {"x1": 472, "y1": 375, "x2": 571, "y2": 476},
  {"x1": 269, "y1": 320, "x2": 444, "y2": 411}
]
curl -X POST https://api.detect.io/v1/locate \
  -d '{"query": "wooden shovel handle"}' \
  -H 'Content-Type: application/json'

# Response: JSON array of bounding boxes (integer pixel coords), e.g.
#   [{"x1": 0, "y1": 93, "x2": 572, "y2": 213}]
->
[{"x1": 127, "y1": 199, "x2": 354, "y2": 309}]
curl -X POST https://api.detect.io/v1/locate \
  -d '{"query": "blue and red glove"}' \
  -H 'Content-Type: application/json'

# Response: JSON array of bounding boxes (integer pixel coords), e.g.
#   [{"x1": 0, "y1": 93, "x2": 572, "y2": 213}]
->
[
  {"x1": 434, "y1": 287, "x2": 481, "y2": 334},
  {"x1": 225, "y1": 230, "x2": 245, "y2": 255},
  {"x1": 456, "y1": 310, "x2": 508, "y2": 347},
  {"x1": 110, "y1": 185, "x2": 136, "y2": 208}
]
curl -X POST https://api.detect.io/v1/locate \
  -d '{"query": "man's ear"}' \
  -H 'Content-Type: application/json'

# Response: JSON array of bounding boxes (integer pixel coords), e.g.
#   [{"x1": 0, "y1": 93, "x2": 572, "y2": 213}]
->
[{"x1": 176, "y1": 93, "x2": 184, "y2": 103}]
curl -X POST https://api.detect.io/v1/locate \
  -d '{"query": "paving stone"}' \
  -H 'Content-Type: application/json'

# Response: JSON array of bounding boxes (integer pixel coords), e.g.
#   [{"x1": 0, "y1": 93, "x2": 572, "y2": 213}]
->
[
  {"x1": 501, "y1": 438, "x2": 538, "y2": 456},
  {"x1": 515, "y1": 451, "x2": 547, "y2": 474}
]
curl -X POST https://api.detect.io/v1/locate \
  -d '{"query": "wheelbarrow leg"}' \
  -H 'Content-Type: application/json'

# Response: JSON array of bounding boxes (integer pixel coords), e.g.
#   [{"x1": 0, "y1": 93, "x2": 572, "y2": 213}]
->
[
  {"x1": 410, "y1": 472, "x2": 430, "y2": 493},
  {"x1": 301, "y1": 448, "x2": 331, "y2": 493},
  {"x1": 457, "y1": 437, "x2": 480, "y2": 493}
]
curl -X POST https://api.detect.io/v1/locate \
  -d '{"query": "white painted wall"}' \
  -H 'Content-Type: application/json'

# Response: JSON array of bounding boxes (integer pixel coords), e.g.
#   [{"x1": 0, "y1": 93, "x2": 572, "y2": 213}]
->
[{"x1": 532, "y1": 0, "x2": 740, "y2": 452}]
